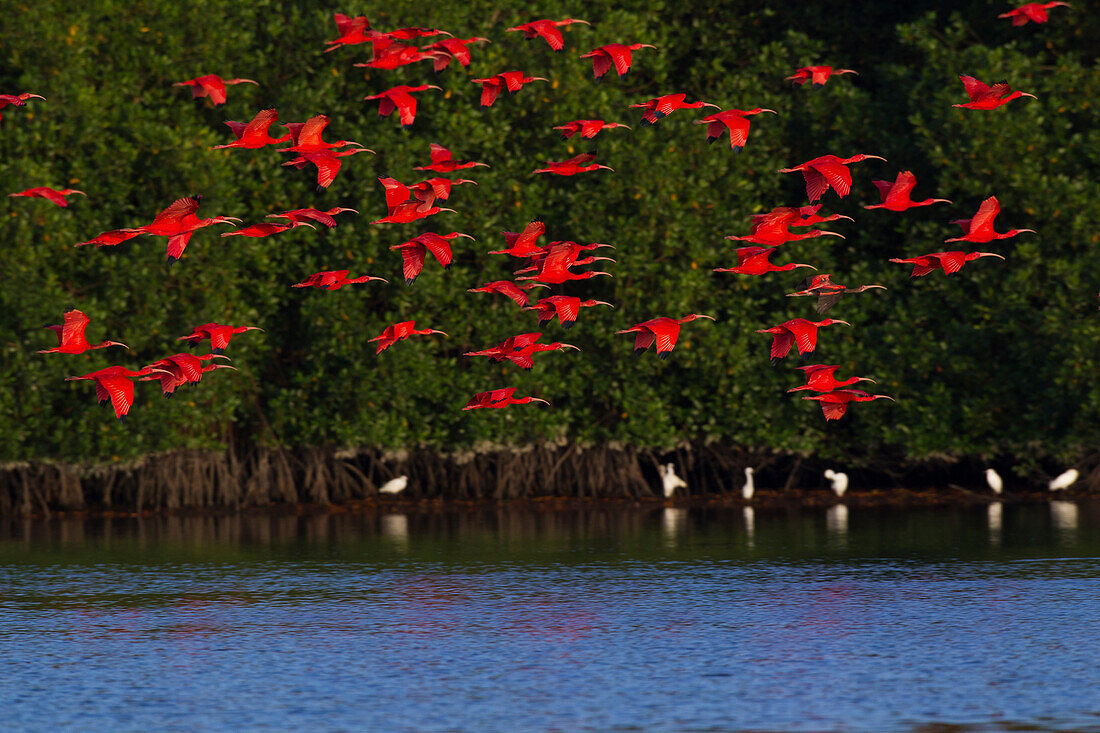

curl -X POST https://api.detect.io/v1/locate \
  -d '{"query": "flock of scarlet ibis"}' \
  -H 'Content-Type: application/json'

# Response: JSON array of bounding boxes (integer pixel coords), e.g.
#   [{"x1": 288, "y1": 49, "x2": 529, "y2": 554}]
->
[{"x1": 5, "y1": 4, "x2": 1079, "y2": 424}]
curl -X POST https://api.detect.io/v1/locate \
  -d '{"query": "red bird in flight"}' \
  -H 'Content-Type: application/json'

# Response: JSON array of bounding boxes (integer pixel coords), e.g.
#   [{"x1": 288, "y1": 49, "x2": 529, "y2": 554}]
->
[
  {"x1": 515, "y1": 240, "x2": 615, "y2": 284},
  {"x1": 714, "y1": 247, "x2": 817, "y2": 276},
  {"x1": 221, "y1": 222, "x2": 314, "y2": 238},
  {"x1": 889, "y1": 251, "x2": 1005, "y2": 277},
  {"x1": 467, "y1": 280, "x2": 548, "y2": 307},
  {"x1": 553, "y1": 119, "x2": 631, "y2": 140},
  {"x1": 39, "y1": 309, "x2": 128, "y2": 354},
  {"x1": 779, "y1": 154, "x2": 885, "y2": 202},
  {"x1": 506, "y1": 18, "x2": 589, "y2": 50},
  {"x1": 373, "y1": 176, "x2": 457, "y2": 225},
  {"x1": 278, "y1": 115, "x2": 366, "y2": 155},
  {"x1": 471, "y1": 71, "x2": 548, "y2": 107},
  {"x1": 463, "y1": 388, "x2": 549, "y2": 411},
  {"x1": 364, "y1": 85, "x2": 442, "y2": 127},
  {"x1": 999, "y1": 2, "x2": 1071, "y2": 25},
  {"x1": 786, "y1": 66, "x2": 858, "y2": 87},
  {"x1": 526, "y1": 296, "x2": 613, "y2": 329},
  {"x1": 266, "y1": 207, "x2": 357, "y2": 228},
  {"x1": 293, "y1": 270, "x2": 388, "y2": 290},
  {"x1": 580, "y1": 43, "x2": 656, "y2": 81},
  {"x1": 946, "y1": 196, "x2": 1034, "y2": 243},
  {"x1": 8, "y1": 187, "x2": 85, "y2": 207},
  {"x1": 953, "y1": 75, "x2": 1036, "y2": 110},
  {"x1": 283, "y1": 147, "x2": 372, "y2": 191},
  {"x1": 213, "y1": 108, "x2": 291, "y2": 149},
  {"x1": 410, "y1": 178, "x2": 477, "y2": 207},
  {"x1": 630, "y1": 93, "x2": 719, "y2": 125},
  {"x1": 178, "y1": 323, "x2": 263, "y2": 354},
  {"x1": 141, "y1": 353, "x2": 234, "y2": 397},
  {"x1": 414, "y1": 143, "x2": 489, "y2": 173},
  {"x1": 733, "y1": 206, "x2": 851, "y2": 246},
  {"x1": 391, "y1": 232, "x2": 472, "y2": 284},
  {"x1": 423, "y1": 37, "x2": 490, "y2": 71},
  {"x1": 323, "y1": 13, "x2": 374, "y2": 52},
  {"x1": 618, "y1": 314, "x2": 715, "y2": 359},
  {"x1": 696, "y1": 108, "x2": 776, "y2": 152},
  {"x1": 173, "y1": 74, "x2": 257, "y2": 105},
  {"x1": 864, "y1": 171, "x2": 951, "y2": 211},
  {"x1": 788, "y1": 365, "x2": 877, "y2": 393},
  {"x1": 804, "y1": 389, "x2": 894, "y2": 421},
  {"x1": 534, "y1": 151, "x2": 613, "y2": 176},
  {"x1": 490, "y1": 219, "x2": 547, "y2": 257},
  {"x1": 465, "y1": 333, "x2": 579, "y2": 370},
  {"x1": 137, "y1": 195, "x2": 241, "y2": 262},
  {"x1": 756, "y1": 318, "x2": 850, "y2": 365},
  {"x1": 787, "y1": 274, "x2": 886, "y2": 313},
  {"x1": 67, "y1": 366, "x2": 174, "y2": 420},
  {"x1": 76, "y1": 228, "x2": 144, "y2": 248},
  {"x1": 0, "y1": 92, "x2": 45, "y2": 125},
  {"x1": 370, "y1": 321, "x2": 447, "y2": 354}
]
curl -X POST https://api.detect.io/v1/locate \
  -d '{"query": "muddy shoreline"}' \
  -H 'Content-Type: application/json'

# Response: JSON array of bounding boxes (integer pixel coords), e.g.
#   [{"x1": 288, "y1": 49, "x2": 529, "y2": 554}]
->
[{"x1": 2, "y1": 442, "x2": 1096, "y2": 519}]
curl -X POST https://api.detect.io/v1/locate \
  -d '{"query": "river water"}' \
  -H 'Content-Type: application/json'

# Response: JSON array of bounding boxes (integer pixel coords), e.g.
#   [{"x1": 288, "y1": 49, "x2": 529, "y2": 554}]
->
[{"x1": 1, "y1": 501, "x2": 1098, "y2": 731}]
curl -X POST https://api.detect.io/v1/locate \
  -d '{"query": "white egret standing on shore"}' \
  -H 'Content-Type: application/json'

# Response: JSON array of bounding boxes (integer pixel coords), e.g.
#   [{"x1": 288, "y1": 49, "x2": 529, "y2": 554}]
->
[
  {"x1": 985, "y1": 468, "x2": 1003, "y2": 495},
  {"x1": 1049, "y1": 469, "x2": 1079, "y2": 491},
  {"x1": 824, "y1": 469, "x2": 848, "y2": 498},
  {"x1": 742, "y1": 467, "x2": 755, "y2": 501},
  {"x1": 659, "y1": 463, "x2": 687, "y2": 498},
  {"x1": 379, "y1": 475, "x2": 408, "y2": 495}
]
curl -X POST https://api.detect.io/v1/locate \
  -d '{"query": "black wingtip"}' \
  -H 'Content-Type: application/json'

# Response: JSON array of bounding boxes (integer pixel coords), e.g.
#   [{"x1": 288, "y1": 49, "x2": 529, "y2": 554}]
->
[
  {"x1": 732, "y1": 146, "x2": 743, "y2": 154},
  {"x1": 633, "y1": 347, "x2": 645, "y2": 356},
  {"x1": 657, "y1": 351, "x2": 670, "y2": 360},
  {"x1": 770, "y1": 357, "x2": 781, "y2": 366},
  {"x1": 560, "y1": 320, "x2": 574, "y2": 330},
  {"x1": 213, "y1": 347, "x2": 225, "y2": 355},
  {"x1": 707, "y1": 136, "x2": 719, "y2": 145}
]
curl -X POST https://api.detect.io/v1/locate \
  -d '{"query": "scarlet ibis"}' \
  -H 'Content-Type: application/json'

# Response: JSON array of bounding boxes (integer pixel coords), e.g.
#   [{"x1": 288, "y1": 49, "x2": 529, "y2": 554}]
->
[
  {"x1": 714, "y1": 246, "x2": 816, "y2": 276},
  {"x1": 467, "y1": 280, "x2": 548, "y2": 307},
  {"x1": 76, "y1": 228, "x2": 144, "y2": 248},
  {"x1": 533, "y1": 151, "x2": 613, "y2": 175},
  {"x1": 136, "y1": 195, "x2": 241, "y2": 262},
  {"x1": 737, "y1": 206, "x2": 852, "y2": 246},
  {"x1": 282, "y1": 148, "x2": 372, "y2": 191},
  {"x1": 8, "y1": 187, "x2": 85, "y2": 207},
  {"x1": 178, "y1": 323, "x2": 263, "y2": 354},
  {"x1": 803, "y1": 389, "x2": 894, "y2": 421},
  {"x1": 580, "y1": 43, "x2": 656, "y2": 81},
  {"x1": 864, "y1": 171, "x2": 951, "y2": 211},
  {"x1": 659, "y1": 463, "x2": 687, "y2": 498},
  {"x1": 292, "y1": 270, "x2": 388, "y2": 290},
  {"x1": 525, "y1": 296, "x2": 613, "y2": 329},
  {"x1": 787, "y1": 274, "x2": 886, "y2": 313},
  {"x1": 889, "y1": 251, "x2": 1005, "y2": 277},
  {"x1": 786, "y1": 66, "x2": 858, "y2": 87},
  {"x1": 779, "y1": 154, "x2": 885, "y2": 202},
  {"x1": 363, "y1": 85, "x2": 442, "y2": 127},
  {"x1": 370, "y1": 321, "x2": 447, "y2": 354},
  {"x1": 390, "y1": 232, "x2": 471, "y2": 284},
  {"x1": 354, "y1": 43, "x2": 439, "y2": 71},
  {"x1": 410, "y1": 178, "x2": 477, "y2": 207},
  {"x1": 1049, "y1": 468, "x2": 1079, "y2": 491},
  {"x1": 999, "y1": 2, "x2": 1071, "y2": 25},
  {"x1": 66, "y1": 366, "x2": 174, "y2": 420},
  {"x1": 630, "y1": 93, "x2": 719, "y2": 125},
  {"x1": 954, "y1": 75, "x2": 1036, "y2": 110},
  {"x1": 945, "y1": 196, "x2": 1034, "y2": 243},
  {"x1": 39, "y1": 309, "x2": 128, "y2": 355},
  {"x1": 618, "y1": 314, "x2": 715, "y2": 359},
  {"x1": 515, "y1": 241, "x2": 615, "y2": 284},
  {"x1": 266, "y1": 207, "x2": 357, "y2": 228},
  {"x1": 278, "y1": 115, "x2": 366, "y2": 155},
  {"x1": 173, "y1": 74, "x2": 257, "y2": 106},
  {"x1": 756, "y1": 318, "x2": 850, "y2": 365},
  {"x1": 213, "y1": 108, "x2": 291, "y2": 150},
  {"x1": 986, "y1": 468, "x2": 1004, "y2": 495},
  {"x1": 465, "y1": 333, "x2": 579, "y2": 370},
  {"x1": 490, "y1": 219, "x2": 546, "y2": 257},
  {"x1": 141, "y1": 353, "x2": 234, "y2": 397},
  {"x1": 324, "y1": 13, "x2": 374, "y2": 52},
  {"x1": 507, "y1": 18, "x2": 589, "y2": 50},
  {"x1": 787, "y1": 364, "x2": 876, "y2": 393},
  {"x1": 423, "y1": 37, "x2": 490, "y2": 71},
  {"x1": 695, "y1": 108, "x2": 776, "y2": 152},
  {"x1": 221, "y1": 222, "x2": 314, "y2": 238},
  {"x1": 471, "y1": 71, "x2": 548, "y2": 107},
  {"x1": 413, "y1": 143, "x2": 489, "y2": 173},
  {"x1": 0, "y1": 92, "x2": 45, "y2": 125},
  {"x1": 373, "y1": 176, "x2": 457, "y2": 224},
  {"x1": 824, "y1": 469, "x2": 849, "y2": 497},
  {"x1": 462, "y1": 388, "x2": 549, "y2": 410},
  {"x1": 553, "y1": 119, "x2": 631, "y2": 140}
]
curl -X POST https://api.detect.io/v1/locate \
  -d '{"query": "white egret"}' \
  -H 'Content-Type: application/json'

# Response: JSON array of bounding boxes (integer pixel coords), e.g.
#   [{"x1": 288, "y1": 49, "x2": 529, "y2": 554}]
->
[
  {"x1": 985, "y1": 468, "x2": 1003, "y2": 495},
  {"x1": 824, "y1": 469, "x2": 848, "y2": 498},
  {"x1": 1049, "y1": 468, "x2": 1079, "y2": 491},
  {"x1": 658, "y1": 463, "x2": 687, "y2": 498},
  {"x1": 742, "y1": 467, "x2": 755, "y2": 501},
  {"x1": 379, "y1": 475, "x2": 408, "y2": 495}
]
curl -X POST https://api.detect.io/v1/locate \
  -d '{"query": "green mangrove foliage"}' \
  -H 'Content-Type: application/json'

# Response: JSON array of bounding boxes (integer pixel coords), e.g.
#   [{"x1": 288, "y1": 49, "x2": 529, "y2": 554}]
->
[{"x1": 1, "y1": 1, "x2": 1097, "y2": 466}]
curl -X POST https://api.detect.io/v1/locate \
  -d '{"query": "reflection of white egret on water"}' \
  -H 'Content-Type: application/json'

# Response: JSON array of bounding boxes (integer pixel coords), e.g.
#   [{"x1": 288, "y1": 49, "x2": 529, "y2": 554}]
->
[
  {"x1": 987, "y1": 502, "x2": 1003, "y2": 546},
  {"x1": 661, "y1": 507, "x2": 687, "y2": 545}
]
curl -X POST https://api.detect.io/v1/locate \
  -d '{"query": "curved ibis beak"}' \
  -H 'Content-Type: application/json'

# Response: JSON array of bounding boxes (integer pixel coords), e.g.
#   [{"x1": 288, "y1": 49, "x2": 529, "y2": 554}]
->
[
  {"x1": 1017, "y1": 229, "x2": 1036, "y2": 234},
  {"x1": 28, "y1": 94, "x2": 46, "y2": 100},
  {"x1": 696, "y1": 314, "x2": 717, "y2": 321},
  {"x1": 865, "y1": 155, "x2": 887, "y2": 162},
  {"x1": 1021, "y1": 93, "x2": 1038, "y2": 99},
  {"x1": 474, "y1": 162, "x2": 491, "y2": 168},
  {"x1": 859, "y1": 377, "x2": 877, "y2": 384},
  {"x1": 456, "y1": 180, "x2": 478, "y2": 185},
  {"x1": 833, "y1": 215, "x2": 855, "y2": 222},
  {"x1": 835, "y1": 320, "x2": 852, "y2": 327},
  {"x1": 212, "y1": 355, "x2": 233, "y2": 361},
  {"x1": 431, "y1": 330, "x2": 449, "y2": 336},
  {"x1": 702, "y1": 102, "x2": 721, "y2": 109},
  {"x1": 109, "y1": 341, "x2": 130, "y2": 350},
  {"x1": 640, "y1": 45, "x2": 657, "y2": 49},
  {"x1": 438, "y1": 208, "x2": 457, "y2": 213},
  {"x1": 594, "y1": 301, "x2": 615, "y2": 308},
  {"x1": 982, "y1": 253, "x2": 1007, "y2": 260},
  {"x1": 597, "y1": 165, "x2": 615, "y2": 171},
  {"x1": 454, "y1": 233, "x2": 475, "y2": 239},
  {"x1": 821, "y1": 231, "x2": 846, "y2": 239},
  {"x1": 591, "y1": 256, "x2": 616, "y2": 263},
  {"x1": 426, "y1": 85, "x2": 443, "y2": 91},
  {"x1": 760, "y1": 109, "x2": 778, "y2": 115},
  {"x1": 802, "y1": 264, "x2": 819, "y2": 270},
  {"x1": 531, "y1": 398, "x2": 551, "y2": 406},
  {"x1": 560, "y1": 344, "x2": 581, "y2": 351}
]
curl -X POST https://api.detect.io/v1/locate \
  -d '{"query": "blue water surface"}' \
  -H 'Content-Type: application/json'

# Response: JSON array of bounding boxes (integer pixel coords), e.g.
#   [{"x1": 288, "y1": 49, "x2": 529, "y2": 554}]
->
[{"x1": 1, "y1": 502, "x2": 1099, "y2": 731}]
